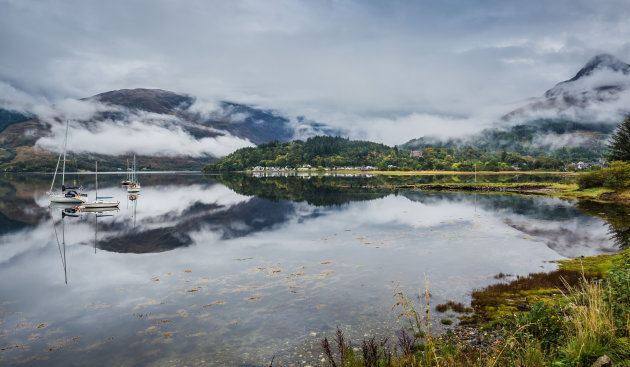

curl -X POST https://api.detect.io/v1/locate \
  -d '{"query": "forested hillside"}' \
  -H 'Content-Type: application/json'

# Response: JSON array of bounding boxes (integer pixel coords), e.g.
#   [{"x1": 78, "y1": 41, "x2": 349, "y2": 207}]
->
[{"x1": 204, "y1": 136, "x2": 575, "y2": 172}]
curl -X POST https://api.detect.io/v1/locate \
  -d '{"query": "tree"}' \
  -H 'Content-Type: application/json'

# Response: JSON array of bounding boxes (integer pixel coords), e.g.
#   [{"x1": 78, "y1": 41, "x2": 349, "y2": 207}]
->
[{"x1": 607, "y1": 116, "x2": 630, "y2": 162}]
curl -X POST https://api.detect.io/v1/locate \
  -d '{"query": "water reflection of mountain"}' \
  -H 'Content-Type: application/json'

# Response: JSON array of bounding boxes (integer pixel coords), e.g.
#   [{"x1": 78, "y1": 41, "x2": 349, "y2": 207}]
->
[
  {"x1": 0, "y1": 178, "x2": 49, "y2": 234},
  {"x1": 402, "y1": 191, "x2": 582, "y2": 219},
  {"x1": 212, "y1": 174, "x2": 391, "y2": 206},
  {"x1": 92, "y1": 175, "x2": 398, "y2": 253},
  {"x1": 402, "y1": 191, "x2": 622, "y2": 257},
  {"x1": 1, "y1": 173, "x2": 626, "y2": 257},
  {"x1": 95, "y1": 199, "x2": 305, "y2": 253}
]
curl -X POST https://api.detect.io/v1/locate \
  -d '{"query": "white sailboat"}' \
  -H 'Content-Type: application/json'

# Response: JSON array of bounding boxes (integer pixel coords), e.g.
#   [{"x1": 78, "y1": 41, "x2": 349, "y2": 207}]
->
[
  {"x1": 127, "y1": 154, "x2": 141, "y2": 193},
  {"x1": 49, "y1": 121, "x2": 87, "y2": 204},
  {"x1": 82, "y1": 161, "x2": 119, "y2": 209}
]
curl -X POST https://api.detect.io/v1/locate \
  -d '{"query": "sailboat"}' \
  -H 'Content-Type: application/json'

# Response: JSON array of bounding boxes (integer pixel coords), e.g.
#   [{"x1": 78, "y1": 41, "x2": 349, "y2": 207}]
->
[
  {"x1": 49, "y1": 121, "x2": 87, "y2": 204},
  {"x1": 82, "y1": 161, "x2": 119, "y2": 209},
  {"x1": 121, "y1": 159, "x2": 132, "y2": 185},
  {"x1": 127, "y1": 154, "x2": 141, "y2": 193}
]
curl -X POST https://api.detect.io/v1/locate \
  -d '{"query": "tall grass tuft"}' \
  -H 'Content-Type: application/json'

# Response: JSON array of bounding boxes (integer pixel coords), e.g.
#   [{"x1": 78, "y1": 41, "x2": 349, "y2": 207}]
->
[{"x1": 560, "y1": 278, "x2": 629, "y2": 365}]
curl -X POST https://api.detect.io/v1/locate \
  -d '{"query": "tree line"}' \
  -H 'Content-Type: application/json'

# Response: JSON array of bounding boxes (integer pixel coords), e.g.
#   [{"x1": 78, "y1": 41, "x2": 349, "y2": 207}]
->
[{"x1": 204, "y1": 135, "x2": 584, "y2": 172}]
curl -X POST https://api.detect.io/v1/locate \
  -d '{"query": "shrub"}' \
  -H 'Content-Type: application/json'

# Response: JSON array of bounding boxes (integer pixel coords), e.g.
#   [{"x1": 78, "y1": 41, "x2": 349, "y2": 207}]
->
[
  {"x1": 603, "y1": 250, "x2": 630, "y2": 333},
  {"x1": 603, "y1": 161, "x2": 630, "y2": 189},
  {"x1": 514, "y1": 302, "x2": 564, "y2": 352},
  {"x1": 577, "y1": 161, "x2": 630, "y2": 189}
]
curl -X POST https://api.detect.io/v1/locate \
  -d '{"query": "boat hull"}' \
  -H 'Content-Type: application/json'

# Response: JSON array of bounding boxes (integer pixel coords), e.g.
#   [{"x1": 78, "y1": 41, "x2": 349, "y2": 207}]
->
[
  {"x1": 82, "y1": 200, "x2": 119, "y2": 209},
  {"x1": 127, "y1": 186, "x2": 141, "y2": 193},
  {"x1": 50, "y1": 195, "x2": 87, "y2": 204}
]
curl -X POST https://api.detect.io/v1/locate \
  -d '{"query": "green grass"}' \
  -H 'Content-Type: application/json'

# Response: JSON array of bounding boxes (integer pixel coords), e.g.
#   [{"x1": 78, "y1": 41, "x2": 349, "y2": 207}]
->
[
  {"x1": 315, "y1": 250, "x2": 630, "y2": 367},
  {"x1": 392, "y1": 180, "x2": 629, "y2": 203}
]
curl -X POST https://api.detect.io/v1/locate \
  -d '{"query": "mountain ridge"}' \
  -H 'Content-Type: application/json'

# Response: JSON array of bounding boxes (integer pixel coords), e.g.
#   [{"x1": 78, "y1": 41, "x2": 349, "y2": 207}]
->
[
  {"x1": 0, "y1": 87, "x2": 339, "y2": 171},
  {"x1": 402, "y1": 54, "x2": 630, "y2": 160},
  {"x1": 503, "y1": 53, "x2": 630, "y2": 121}
]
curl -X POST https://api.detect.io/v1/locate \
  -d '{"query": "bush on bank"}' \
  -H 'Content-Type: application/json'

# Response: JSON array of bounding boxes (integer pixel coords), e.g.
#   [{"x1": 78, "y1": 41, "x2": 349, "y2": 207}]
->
[{"x1": 577, "y1": 161, "x2": 630, "y2": 190}]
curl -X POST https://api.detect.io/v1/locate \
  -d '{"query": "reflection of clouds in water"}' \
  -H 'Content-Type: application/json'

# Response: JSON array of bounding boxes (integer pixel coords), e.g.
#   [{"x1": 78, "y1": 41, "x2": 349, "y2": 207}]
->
[
  {"x1": 319, "y1": 195, "x2": 477, "y2": 229},
  {"x1": 407, "y1": 193, "x2": 617, "y2": 258},
  {"x1": 117, "y1": 183, "x2": 253, "y2": 236},
  {"x1": 504, "y1": 217, "x2": 615, "y2": 257},
  {"x1": 130, "y1": 183, "x2": 252, "y2": 220},
  {"x1": 0, "y1": 217, "x2": 62, "y2": 264},
  {"x1": 0, "y1": 181, "x2": 624, "y2": 365}
]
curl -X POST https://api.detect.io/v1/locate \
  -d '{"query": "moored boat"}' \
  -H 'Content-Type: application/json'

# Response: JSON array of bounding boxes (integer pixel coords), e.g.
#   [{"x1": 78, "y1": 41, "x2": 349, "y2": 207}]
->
[
  {"x1": 49, "y1": 121, "x2": 87, "y2": 204},
  {"x1": 82, "y1": 161, "x2": 119, "y2": 210},
  {"x1": 127, "y1": 154, "x2": 141, "y2": 193}
]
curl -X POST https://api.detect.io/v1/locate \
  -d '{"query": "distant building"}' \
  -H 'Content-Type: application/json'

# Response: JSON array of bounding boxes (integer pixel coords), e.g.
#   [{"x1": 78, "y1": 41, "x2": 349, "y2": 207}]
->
[{"x1": 410, "y1": 150, "x2": 423, "y2": 157}]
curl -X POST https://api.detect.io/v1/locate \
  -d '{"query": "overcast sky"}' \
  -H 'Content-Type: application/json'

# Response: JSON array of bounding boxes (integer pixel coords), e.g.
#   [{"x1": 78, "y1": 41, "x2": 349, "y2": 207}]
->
[{"x1": 2, "y1": 0, "x2": 630, "y2": 144}]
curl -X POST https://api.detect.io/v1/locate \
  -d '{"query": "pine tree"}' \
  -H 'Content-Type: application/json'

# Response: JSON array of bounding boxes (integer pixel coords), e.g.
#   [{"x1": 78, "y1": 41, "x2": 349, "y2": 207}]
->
[{"x1": 607, "y1": 116, "x2": 630, "y2": 162}]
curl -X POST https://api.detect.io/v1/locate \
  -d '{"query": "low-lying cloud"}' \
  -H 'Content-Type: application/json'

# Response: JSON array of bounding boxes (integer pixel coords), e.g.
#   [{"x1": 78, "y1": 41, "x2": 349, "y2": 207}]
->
[
  {"x1": 532, "y1": 133, "x2": 599, "y2": 150},
  {"x1": 0, "y1": 90, "x2": 256, "y2": 157},
  {"x1": 504, "y1": 67, "x2": 630, "y2": 125},
  {"x1": 36, "y1": 118, "x2": 254, "y2": 157}
]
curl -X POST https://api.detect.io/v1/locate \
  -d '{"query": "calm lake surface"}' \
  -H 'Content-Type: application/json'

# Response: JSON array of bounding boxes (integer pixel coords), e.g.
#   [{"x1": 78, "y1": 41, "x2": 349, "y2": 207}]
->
[{"x1": 0, "y1": 173, "x2": 627, "y2": 366}]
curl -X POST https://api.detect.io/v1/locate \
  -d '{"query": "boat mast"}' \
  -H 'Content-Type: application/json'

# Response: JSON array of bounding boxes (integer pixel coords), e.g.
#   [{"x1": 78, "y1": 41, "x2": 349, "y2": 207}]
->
[
  {"x1": 133, "y1": 154, "x2": 136, "y2": 183},
  {"x1": 61, "y1": 120, "x2": 69, "y2": 188},
  {"x1": 53, "y1": 213, "x2": 68, "y2": 284},
  {"x1": 95, "y1": 161, "x2": 98, "y2": 199},
  {"x1": 50, "y1": 150, "x2": 62, "y2": 193}
]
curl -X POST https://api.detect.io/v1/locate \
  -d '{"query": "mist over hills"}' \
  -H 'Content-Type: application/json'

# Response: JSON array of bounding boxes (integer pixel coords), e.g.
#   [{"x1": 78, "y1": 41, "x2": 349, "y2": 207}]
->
[
  {"x1": 503, "y1": 53, "x2": 630, "y2": 122},
  {"x1": 402, "y1": 54, "x2": 630, "y2": 160},
  {"x1": 1, "y1": 54, "x2": 629, "y2": 171},
  {"x1": 0, "y1": 88, "x2": 339, "y2": 171}
]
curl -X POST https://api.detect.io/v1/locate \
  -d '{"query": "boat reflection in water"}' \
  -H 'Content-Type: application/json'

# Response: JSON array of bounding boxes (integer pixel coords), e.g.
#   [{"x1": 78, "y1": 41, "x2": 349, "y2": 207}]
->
[
  {"x1": 49, "y1": 202, "x2": 120, "y2": 283},
  {"x1": 49, "y1": 203, "x2": 80, "y2": 285},
  {"x1": 128, "y1": 193, "x2": 139, "y2": 228}
]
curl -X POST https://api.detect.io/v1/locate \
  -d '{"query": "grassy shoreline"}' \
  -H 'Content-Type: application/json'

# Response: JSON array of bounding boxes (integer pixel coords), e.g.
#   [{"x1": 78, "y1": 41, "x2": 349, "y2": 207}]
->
[
  {"x1": 310, "y1": 171, "x2": 630, "y2": 366},
  {"x1": 348, "y1": 170, "x2": 578, "y2": 176},
  {"x1": 239, "y1": 169, "x2": 576, "y2": 176},
  {"x1": 394, "y1": 181, "x2": 630, "y2": 203},
  {"x1": 318, "y1": 249, "x2": 630, "y2": 366}
]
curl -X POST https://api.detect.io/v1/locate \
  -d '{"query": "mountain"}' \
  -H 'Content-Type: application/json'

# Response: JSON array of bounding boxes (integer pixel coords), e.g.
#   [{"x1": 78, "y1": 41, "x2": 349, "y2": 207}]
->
[
  {"x1": 503, "y1": 53, "x2": 630, "y2": 121},
  {"x1": 85, "y1": 88, "x2": 338, "y2": 145},
  {"x1": 402, "y1": 54, "x2": 630, "y2": 160},
  {"x1": 0, "y1": 88, "x2": 339, "y2": 171}
]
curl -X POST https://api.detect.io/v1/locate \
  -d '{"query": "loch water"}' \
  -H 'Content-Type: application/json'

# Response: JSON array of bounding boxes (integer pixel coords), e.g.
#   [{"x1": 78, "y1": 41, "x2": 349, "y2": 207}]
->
[{"x1": 0, "y1": 173, "x2": 626, "y2": 366}]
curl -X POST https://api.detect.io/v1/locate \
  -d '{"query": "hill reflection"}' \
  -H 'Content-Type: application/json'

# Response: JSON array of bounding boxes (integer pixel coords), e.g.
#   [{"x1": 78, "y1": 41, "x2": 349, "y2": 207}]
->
[{"x1": 0, "y1": 173, "x2": 625, "y2": 258}]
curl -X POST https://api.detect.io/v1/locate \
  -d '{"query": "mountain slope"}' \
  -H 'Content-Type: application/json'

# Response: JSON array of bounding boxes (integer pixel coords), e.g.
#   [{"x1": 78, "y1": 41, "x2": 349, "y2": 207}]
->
[
  {"x1": 503, "y1": 53, "x2": 630, "y2": 121},
  {"x1": 402, "y1": 54, "x2": 630, "y2": 160},
  {"x1": 0, "y1": 88, "x2": 338, "y2": 171},
  {"x1": 85, "y1": 88, "x2": 334, "y2": 145},
  {"x1": 88, "y1": 88, "x2": 194, "y2": 114}
]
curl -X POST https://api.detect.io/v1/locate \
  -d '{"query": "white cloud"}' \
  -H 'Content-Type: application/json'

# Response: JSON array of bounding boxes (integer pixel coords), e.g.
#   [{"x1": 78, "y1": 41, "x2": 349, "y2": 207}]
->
[
  {"x1": 36, "y1": 119, "x2": 254, "y2": 157},
  {"x1": 532, "y1": 133, "x2": 596, "y2": 150},
  {"x1": 0, "y1": 80, "x2": 45, "y2": 113},
  {"x1": 186, "y1": 99, "x2": 223, "y2": 120}
]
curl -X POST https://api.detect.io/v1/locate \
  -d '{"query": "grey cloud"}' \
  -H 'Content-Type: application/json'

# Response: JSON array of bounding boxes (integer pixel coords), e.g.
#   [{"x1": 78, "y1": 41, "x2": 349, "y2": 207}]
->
[{"x1": 2, "y1": 0, "x2": 630, "y2": 145}]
